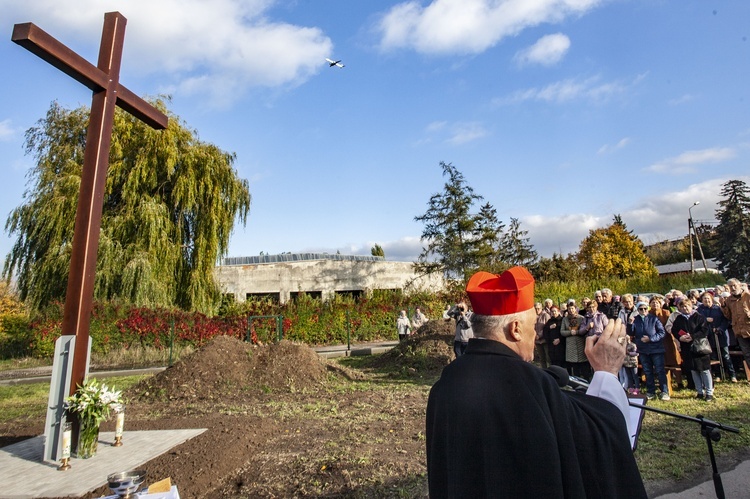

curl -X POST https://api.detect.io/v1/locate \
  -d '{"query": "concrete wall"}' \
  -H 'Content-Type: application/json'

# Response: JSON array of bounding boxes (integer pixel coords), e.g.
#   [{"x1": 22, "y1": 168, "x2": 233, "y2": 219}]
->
[{"x1": 215, "y1": 259, "x2": 444, "y2": 304}]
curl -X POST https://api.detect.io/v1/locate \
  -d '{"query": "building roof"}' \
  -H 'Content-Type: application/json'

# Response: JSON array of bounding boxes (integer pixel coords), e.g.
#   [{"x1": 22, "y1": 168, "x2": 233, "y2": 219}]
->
[
  {"x1": 655, "y1": 258, "x2": 720, "y2": 275},
  {"x1": 222, "y1": 253, "x2": 385, "y2": 266}
]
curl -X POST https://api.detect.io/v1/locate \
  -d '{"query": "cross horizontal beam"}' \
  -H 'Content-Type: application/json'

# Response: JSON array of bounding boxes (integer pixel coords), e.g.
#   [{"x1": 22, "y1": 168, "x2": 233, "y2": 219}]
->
[{"x1": 12, "y1": 22, "x2": 168, "y2": 130}]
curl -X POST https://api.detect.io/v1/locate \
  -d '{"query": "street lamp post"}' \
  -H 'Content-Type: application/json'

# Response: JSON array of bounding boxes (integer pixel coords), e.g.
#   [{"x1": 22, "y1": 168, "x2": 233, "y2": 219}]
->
[{"x1": 689, "y1": 201, "x2": 699, "y2": 273}]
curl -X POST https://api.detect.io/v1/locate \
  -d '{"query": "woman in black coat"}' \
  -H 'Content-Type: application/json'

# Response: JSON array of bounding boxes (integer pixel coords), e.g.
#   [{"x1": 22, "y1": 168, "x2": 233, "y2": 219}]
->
[
  {"x1": 543, "y1": 306, "x2": 565, "y2": 367},
  {"x1": 672, "y1": 298, "x2": 714, "y2": 401}
]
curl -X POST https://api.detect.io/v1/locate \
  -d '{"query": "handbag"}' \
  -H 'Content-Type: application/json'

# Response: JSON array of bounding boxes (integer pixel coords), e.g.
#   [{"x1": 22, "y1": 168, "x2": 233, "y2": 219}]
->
[{"x1": 691, "y1": 337, "x2": 712, "y2": 355}]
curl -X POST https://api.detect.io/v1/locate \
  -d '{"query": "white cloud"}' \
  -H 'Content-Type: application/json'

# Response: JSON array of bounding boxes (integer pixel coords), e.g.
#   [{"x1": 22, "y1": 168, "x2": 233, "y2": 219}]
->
[
  {"x1": 668, "y1": 94, "x2": 697, "y2": 106},
  {"x1": 514, "y1": 33, "x2": 570, "y2": 66},
  {"x1": 645, "y1": 147, "x2": 736, "y2": 174},
  {"x1": 3, "y1": 0, "x2": 333, "y2": 107},
  {"x1": 597, "y1": 137, "x2": 630, "y2": 155},
  {"x1": 523, "y1": 177, "x2": 750, "y2": 258},
  {"x1": 494, "y1": 74, "x2": 633, "y2": 105},
  {"x1": 420, "y1": 120, "x2": 489, "y2": 145},
  {"x1": 376, "y1": 0, "x2": 602, "y2": 55},
  {"x1": 447, "y1": 122, "x2": 489, "y2": 145},
  {"x1": 0, "y1": 119, "x2": 15, "y2": 141}
]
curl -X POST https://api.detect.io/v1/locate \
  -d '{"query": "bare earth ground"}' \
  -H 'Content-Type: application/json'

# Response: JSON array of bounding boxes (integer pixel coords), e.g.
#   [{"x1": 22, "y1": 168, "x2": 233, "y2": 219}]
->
[{"x1": 2, "y1": 322, "x2": 747, "y2": 498}]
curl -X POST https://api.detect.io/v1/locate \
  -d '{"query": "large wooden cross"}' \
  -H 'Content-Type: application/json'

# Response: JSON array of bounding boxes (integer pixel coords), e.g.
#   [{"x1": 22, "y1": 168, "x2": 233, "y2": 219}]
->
[{"x1": 12, "y1": 12, "x2": 168, "y2": 399}]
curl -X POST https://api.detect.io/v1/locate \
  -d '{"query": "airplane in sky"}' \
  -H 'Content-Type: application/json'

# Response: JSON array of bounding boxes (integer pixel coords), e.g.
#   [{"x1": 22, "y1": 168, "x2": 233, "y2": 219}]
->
[{"x1": 325, "y1": 58, "x2": 345, "y2": 68}]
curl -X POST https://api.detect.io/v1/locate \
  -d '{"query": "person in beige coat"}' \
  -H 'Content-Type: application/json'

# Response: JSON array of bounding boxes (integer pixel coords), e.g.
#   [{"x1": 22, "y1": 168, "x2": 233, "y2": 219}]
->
[{"x1": 721, "y1": 278, "x2": 750, "y2": 380}]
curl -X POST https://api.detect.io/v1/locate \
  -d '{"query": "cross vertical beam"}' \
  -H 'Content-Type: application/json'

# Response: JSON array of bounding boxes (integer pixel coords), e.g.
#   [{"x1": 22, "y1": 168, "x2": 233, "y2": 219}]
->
[{"x1": 63, "y1": 12, "x2": 126, "y2": 396}]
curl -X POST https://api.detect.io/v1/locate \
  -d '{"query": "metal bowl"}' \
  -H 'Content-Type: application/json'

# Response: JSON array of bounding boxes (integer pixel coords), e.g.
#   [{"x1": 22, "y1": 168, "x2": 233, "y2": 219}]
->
[{"x1": 107, "y1": 469, "x2": 146, "y2": 498}]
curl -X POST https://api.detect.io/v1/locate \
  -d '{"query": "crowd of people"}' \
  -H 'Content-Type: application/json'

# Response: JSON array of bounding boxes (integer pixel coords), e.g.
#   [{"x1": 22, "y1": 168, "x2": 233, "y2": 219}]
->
[
  {"x1": 427, "y1": 267, "x2": 647, "y2": 497},
  {"x1": 531, "y1": 278, "x2": 750, "y2": 401},
  {"x1": 426, "y1": 270, "x2": 749, "y2": 496}
]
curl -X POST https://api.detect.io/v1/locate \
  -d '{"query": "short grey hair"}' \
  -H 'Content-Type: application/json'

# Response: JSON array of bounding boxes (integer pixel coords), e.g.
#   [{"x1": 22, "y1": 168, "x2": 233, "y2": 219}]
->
[
  {"x1": 471, "y1": 310, "x2": 531, "y2": 340},
  {"x1": 727, "y1": 278, "x2": 741, "y2": 286},
  {"x1": 544, "y1": 298, "x2": 554, "y2": 307}
]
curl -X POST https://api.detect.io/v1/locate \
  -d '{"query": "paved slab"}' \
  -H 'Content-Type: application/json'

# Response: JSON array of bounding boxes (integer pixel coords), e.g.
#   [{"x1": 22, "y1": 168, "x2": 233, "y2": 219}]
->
[
  {"x1": 0, "y1": 429, "x2": 205, "y2": 499},
  {"x1": 652, "y1": 459, "x2": 750, "y2": 499}
]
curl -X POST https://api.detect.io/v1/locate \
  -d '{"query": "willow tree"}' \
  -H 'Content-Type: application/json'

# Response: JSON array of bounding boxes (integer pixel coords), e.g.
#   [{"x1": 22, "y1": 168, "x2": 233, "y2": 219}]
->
[{"x1": 4, "y1": 99, "x2": 251, "y2": 312}]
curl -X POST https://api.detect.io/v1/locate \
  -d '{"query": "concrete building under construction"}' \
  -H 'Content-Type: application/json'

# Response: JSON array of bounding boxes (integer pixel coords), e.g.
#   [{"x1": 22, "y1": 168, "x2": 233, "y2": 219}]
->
[{"x1": 215, "y1": 253, "x2": 444, "y2": 304}]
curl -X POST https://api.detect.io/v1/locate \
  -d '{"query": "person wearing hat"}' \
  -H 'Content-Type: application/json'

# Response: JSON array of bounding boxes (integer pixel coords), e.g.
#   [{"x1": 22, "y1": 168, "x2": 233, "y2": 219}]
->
[{"x1": 426, "y1": 267, "x2": 646, "y2": 499}]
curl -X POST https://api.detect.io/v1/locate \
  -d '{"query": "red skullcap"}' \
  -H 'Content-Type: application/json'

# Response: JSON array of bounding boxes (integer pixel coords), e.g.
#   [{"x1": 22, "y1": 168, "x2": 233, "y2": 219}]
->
[{"x1": 466, "y1": 267, "x2": 535, "y2": 316}]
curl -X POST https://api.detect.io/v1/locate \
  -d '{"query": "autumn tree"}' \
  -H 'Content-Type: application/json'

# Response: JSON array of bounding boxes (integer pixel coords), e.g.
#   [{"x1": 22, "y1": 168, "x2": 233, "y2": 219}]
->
[
  {"x1": 3, "y1": 99, "x2": 251, "y2": 312},
  {"x1": 577, "y1": 215, "x2": 656, "y2": 279},
  {"x1": 714, "y1": 179, "x2": 750, "y2": 279}
]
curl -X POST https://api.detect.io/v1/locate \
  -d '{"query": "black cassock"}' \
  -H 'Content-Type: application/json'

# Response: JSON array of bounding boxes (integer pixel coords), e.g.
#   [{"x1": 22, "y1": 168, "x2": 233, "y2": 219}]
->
[{"x1": 426, "y1": 338, "x2": 646, "y2": 499}]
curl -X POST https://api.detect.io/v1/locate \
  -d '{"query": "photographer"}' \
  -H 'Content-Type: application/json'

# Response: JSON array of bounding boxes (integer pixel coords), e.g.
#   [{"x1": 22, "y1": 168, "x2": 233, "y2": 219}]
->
[{"x1": 447, "y1": 302, "x2": 474, "y2": 358}]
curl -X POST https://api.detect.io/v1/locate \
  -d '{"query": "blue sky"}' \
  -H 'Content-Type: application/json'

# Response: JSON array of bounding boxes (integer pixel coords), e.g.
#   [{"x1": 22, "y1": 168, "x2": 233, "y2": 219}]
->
[{"x1": 1, "y1": 0, "x2": 748, "y2": 264}]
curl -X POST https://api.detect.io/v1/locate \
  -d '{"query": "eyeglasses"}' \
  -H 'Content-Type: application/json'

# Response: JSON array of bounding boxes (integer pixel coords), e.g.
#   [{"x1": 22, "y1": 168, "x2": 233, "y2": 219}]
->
[{"x1": 638, "y1": 307, "x2": 648, "y2": 311}]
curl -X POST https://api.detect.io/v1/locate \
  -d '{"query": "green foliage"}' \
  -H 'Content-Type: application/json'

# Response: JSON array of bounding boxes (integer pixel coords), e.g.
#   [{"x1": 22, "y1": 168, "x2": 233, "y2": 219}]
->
[
  {"x1": 370, "y1": 244, "x2": 385, "y2": 258},
  {"x1": 530, "y1": 253, "x2": 580, "y2": 282},
  {"x1": 645, "y1": 238, "x2": 690, "y2": 266},
  {"x1": 414, "y1": 162, "x2": 536, "y2": 283},
  {"x1": 3, "y1": 99, "x2": 251, "y2": 313},
  {"x1": 714, "y1": 179, "x2": 750, "y2": 279},
  {"x1": 414, "y1": 162, "x2": 486, "y2": 281},
  {"x1": 577, "y1": 215, "x2": 657, "y2": 280},
  {"x1": 500, "y1": 217, "x2": 538, "y2": 267}
]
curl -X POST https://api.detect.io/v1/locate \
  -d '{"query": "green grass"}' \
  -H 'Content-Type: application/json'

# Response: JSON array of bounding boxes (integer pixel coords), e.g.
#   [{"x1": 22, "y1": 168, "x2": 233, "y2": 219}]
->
[
  {"x1": 0, "y1": 357, "x2": 51, "y2": 371},
  {"x1": 634, "y1": 382, "x2": 750, "y2": 481},
  {"x1": 0, "y1": 375, "x2": 148, "y2": 423}
]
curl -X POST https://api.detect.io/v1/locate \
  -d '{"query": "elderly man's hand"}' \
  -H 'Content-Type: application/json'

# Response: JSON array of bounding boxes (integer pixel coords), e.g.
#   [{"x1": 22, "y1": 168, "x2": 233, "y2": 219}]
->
[{"x1": 585, "y1": 318, "x2": 627, "y2": 376}]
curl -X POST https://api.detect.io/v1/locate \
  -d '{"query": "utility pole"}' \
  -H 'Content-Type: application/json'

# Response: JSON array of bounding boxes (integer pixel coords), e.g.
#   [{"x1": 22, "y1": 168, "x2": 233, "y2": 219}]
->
[{"x1": 689, "y1": 202, "x2": 699, "y2": 273}]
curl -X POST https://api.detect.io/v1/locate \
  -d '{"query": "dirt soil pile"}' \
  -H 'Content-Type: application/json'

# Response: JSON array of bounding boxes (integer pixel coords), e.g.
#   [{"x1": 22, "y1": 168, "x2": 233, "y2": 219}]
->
[
  {"x1": 368, "y1": 330, "x2": 454, "y2": 374},
  {"x1": 132, "y1": 336, "x2": 327, "y2": 402}
]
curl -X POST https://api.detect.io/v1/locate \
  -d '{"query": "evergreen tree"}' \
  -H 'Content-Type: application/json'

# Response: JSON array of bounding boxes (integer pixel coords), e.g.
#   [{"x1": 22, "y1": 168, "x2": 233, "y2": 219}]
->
[
  {"x1": 714, "y1": 179, "x2": 750, "y2": 279},
  {"x1": 500, "y1": 217, "x2": 538, "y2": 267},
  {"x1": 474, "y1": 202, "x2": 506, "y2": 273},
  {"x1": 414, "y1": 162, "x2": 486, "y2": 281},
  {"x1": 371, "y1": 244, "x2": 385, "y2": 258},
  {"x1": 3, "y1": 100, "x2": 251, "y2": 312},
  {"x1": 530, "y1": 252, "x2": 580, "y2": 282},
  {"x1": 577, "y1": 216, "x2": 656, "y2": 279}
]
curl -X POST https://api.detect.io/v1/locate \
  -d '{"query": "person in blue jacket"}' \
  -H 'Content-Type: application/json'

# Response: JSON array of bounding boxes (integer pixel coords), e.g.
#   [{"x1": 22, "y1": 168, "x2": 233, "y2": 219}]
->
[{"x1": 628, "y1": 301, "x2": 670, "y2": 400}]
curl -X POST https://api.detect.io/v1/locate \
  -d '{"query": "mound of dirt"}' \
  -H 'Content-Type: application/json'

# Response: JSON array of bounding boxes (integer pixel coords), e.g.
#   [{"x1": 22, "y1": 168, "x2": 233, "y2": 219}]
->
[
  {"x1": 413, "y1": 318, "x2": 455, "y2": 336},
  {"x1": 248, "y1": 339, "x2": 328, "y2": 392},
  {"x1": 131, "y1": 336, "x2": 328, "y2": 402},
  {"x1": 368, "y1": 333, "x2": 454, "y2": 374}
]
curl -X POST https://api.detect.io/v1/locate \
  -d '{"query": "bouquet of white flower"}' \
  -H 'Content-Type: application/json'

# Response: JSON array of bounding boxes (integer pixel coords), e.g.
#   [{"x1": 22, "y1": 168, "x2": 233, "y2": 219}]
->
[
  {"x1": 66, "y1": 378, "x2": 123, "y2": 424},
  {"x1": 65, "y1": 378, "x2": 123, "y2": 458}
]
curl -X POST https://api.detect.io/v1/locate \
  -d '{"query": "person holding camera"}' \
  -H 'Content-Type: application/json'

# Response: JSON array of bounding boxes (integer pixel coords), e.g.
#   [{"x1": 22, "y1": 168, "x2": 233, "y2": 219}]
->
[{"x1": 447, "y1": 302, "x2": 474, "y2": 358}]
